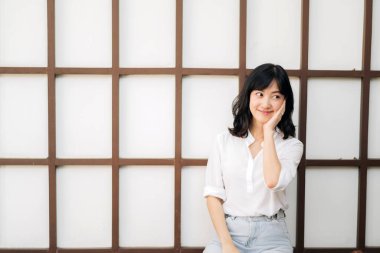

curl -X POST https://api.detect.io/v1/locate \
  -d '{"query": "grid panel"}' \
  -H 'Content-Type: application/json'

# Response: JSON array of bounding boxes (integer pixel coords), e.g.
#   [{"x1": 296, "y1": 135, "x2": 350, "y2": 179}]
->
[{"x1": 0, "y1": 0, "x2": 379, "y2": 253}]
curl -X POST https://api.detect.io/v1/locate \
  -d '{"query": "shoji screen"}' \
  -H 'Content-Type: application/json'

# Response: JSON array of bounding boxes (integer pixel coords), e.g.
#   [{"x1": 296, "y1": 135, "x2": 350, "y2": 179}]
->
[{"x1": 0, "y1": 0, "x2": 379, "y2": 253}]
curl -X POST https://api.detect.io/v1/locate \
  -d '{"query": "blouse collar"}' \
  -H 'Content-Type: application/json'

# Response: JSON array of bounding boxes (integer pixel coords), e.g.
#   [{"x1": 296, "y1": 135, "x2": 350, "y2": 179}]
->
[{"x1": 245, "y1": 127, "x2": 281, "y2": 147}]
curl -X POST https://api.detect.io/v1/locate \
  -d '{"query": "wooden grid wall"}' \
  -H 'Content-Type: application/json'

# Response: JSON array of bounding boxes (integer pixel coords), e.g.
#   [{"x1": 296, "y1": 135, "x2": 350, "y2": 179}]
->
[{"x1": 0, "y1": 0, "x2": 379, "y2": 252}]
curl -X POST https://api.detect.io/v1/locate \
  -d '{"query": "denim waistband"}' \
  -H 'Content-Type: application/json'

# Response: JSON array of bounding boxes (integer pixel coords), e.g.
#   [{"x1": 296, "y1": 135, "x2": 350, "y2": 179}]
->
[{"x1": 225, "y1": 209, "x2": 286, "y2": 221}]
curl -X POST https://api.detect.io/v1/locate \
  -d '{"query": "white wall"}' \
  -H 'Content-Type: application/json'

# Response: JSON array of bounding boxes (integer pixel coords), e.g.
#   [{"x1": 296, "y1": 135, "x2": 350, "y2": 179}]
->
[{"x1": 0, "y1": 0, "x2": 379, "y2": 249}]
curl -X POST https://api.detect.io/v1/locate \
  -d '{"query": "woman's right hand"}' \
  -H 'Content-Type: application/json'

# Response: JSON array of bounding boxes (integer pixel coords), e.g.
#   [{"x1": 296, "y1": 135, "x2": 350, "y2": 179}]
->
[{"x1": 222, "y1": 242, "x2": 240, "y2": 253}]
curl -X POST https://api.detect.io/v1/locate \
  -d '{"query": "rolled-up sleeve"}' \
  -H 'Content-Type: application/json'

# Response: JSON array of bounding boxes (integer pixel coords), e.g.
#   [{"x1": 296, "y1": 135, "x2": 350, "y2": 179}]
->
[
  {"x1": 203, "y1": 134, "x2": 226, "y2": 201},
  {"x1": 271, "y1": 138, "x2": 304, "y2": 192}
]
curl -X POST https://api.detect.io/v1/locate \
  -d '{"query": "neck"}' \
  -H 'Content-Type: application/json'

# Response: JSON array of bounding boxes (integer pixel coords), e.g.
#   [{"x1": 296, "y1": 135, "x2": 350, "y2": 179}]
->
[{"x1": 250, "y1": 121, "x2": 264, "y2": 141}]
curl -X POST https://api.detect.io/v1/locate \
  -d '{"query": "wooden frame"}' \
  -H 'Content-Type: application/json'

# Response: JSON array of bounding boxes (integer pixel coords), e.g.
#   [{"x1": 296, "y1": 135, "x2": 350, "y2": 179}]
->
[{"x1": 0, "y1": 0, "x2": 379, "y2": 252}]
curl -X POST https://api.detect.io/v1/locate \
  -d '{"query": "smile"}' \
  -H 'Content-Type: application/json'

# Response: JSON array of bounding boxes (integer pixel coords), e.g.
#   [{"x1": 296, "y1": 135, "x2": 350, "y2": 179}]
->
[{"x1": 258, "y1": 110, "x2": 273, "y2": 115}]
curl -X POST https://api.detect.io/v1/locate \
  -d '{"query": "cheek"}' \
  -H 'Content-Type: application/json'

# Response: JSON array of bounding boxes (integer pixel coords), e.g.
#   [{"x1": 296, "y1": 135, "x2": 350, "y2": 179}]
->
[{"x1": 272, "y1": 100, "x2": 284, "y2": 110}]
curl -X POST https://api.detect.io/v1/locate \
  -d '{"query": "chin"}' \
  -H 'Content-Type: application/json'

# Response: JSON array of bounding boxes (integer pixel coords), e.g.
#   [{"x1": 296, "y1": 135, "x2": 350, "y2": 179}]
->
[{"x1": 253, "y1": 117, "x2": 268, "y2": 125}]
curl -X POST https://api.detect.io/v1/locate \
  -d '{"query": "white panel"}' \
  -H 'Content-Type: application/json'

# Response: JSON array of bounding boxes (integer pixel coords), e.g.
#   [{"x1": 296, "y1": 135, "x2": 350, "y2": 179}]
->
[
  {"x1": 0, "y1": 0, "x2": 47, "y2": 67},
  {"x1": 55, "y1": 0, "x2": 112, "y2": 67},
  {"x1": 306, "y1": 79, "x2": 361, "y2": 159},
  {"x1": 305, "y1": 168, "x2": 358, "y2": 247},
  {"x1": 181, "y1": 167, "x2": 214, "y2": 246},
  {"x1": 285, "y1": 174, "x2": 297, "y2": 247},
  {"x1": 368, "y1": 79, "x2": 380, "y2": 158},
  {"x1": 56, "y1": 75, "x2": 112, "y2": 158},
  {"x1": 309, "y1": 0, "x2": 363, "y2": 70},
  {"x1": 0, "y1": 75, "x2": 48, "y2": 158},
  {"x1": 182, "y1": 76, "x2": 238, "y2": 158},
  {"x1": 246, "y1": 0, "x2": 301, "y2": 69},
  {"x1": 57, "y1": 166, "x2": 112, "y2": 248},
  {"x1": 119, "y1": 166, "x2": 174, "y2": 247},
  {"x1": 366, "y1": 168, "x2": 380, "y2": 246},
  {"x1": 371, "y1": 0, "x2": 380, "y2": 69},
  {"x1": 290, "y1": 78, "x2": 300, "y2": 138},
  {"x1": 119, "y1": 76, "x2": 175, "y2": 158},
  {"x1": 119, "y1": 0, "x2": 175, "y2": 67},
  {"x1": 0, "y1": 166, "x2": 49, "y2": 248},
  {"x1": 183, "y1": 0, "x2": 239, "y2": 68}
]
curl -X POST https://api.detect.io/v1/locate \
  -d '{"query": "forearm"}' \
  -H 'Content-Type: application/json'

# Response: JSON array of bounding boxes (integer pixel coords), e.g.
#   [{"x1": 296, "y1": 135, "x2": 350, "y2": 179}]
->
[
  {"x1": 206, "y1": 196, "x2": 233, "y2": 246},
  {"x1": 263, "y1": 130, "x2": 281, "y2": 188}
]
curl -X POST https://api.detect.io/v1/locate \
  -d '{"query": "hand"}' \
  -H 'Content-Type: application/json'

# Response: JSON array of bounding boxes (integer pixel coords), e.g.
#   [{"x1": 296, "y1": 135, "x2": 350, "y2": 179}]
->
[
  {"x1": 263, "y1": 100, "x2": 286, "y2": 133},
  {"x1": 222, "y1": 242, "x2": 240, "y2": 253}
]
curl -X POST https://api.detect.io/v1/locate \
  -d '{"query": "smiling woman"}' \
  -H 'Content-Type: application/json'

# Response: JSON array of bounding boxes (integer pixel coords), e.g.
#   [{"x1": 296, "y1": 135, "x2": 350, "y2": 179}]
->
[{"x1": 203, "y1": 63, "x2": 303, "y2": 253}]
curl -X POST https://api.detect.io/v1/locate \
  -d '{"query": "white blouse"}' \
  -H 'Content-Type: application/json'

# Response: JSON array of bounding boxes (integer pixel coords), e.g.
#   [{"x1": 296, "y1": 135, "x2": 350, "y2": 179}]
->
[{"x1": 203, "y1": 129, "x2": 304, "y2": 217}]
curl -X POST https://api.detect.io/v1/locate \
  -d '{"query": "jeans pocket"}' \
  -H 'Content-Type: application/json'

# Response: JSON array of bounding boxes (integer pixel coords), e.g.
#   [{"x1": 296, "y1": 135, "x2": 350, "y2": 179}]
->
[
  {"x1": 225, "y1": 217, "x2": 250, "y2": 245},
  {"x1": 279, "y1": 219, "x2": 289, "y2": 234}
]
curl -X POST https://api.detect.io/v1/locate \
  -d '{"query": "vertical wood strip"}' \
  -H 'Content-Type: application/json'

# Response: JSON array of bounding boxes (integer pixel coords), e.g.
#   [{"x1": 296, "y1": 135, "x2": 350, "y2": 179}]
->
[
  {"x1": 47, "y1": 0, "x2": 57, "y2": 251},
  {"x1": 357, "y1": 0, "x2": 373, "y2": 250},
  {"x1": 239, "y1": 0, "x2": 247, "y2": 91},
  {"x1": 297, "y1": 0, "x2": 310, "y2": 252},
  {"x1": 175, "y1": 0, "x2": 183, "y2": 251},
  {"x1": 112, "y1": 0, "x2": 120, "y2": 251}
]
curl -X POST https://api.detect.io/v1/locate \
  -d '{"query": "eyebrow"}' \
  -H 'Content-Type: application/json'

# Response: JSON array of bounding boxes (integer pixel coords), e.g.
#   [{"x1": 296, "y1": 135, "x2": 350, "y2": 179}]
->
[{"x1": 253, "y1": 90, "x2": 282, "y2": 94}]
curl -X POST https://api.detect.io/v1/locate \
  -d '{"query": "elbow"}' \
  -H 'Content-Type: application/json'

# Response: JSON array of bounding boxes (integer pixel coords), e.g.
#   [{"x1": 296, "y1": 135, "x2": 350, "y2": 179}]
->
[{"x1": 264, "y1": 178, "x2": 279, "y2": 189}]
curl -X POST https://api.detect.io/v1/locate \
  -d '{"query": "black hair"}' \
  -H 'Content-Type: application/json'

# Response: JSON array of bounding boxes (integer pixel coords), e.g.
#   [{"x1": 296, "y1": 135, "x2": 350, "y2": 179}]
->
[{"x1": 228, "y1": 63, "x2": 296, "y2": 139}]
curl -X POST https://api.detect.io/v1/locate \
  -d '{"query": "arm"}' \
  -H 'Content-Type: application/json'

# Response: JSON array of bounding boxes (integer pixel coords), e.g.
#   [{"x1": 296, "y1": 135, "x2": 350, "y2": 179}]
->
[
  {"x1": 262, "y1": 101, "x2": 286, "y2": 189},
  {"x1": 206, "y1": 196, "x2": 239, "y2": 253},
  {"x1": 262, "y1": 130, "x2": 281, "y2": 189}
]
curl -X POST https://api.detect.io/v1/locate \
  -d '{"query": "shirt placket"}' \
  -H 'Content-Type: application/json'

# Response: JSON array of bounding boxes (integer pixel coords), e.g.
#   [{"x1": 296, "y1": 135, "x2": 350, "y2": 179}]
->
[{"x1": 246, "y1": 153, "x2": 254, "y2": 193}]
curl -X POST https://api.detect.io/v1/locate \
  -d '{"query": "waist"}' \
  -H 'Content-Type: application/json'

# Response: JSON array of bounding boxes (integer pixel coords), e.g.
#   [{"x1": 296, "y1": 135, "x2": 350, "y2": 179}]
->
[{"x1": 225, "y1": 209, "x2": 286, "y2": 221}]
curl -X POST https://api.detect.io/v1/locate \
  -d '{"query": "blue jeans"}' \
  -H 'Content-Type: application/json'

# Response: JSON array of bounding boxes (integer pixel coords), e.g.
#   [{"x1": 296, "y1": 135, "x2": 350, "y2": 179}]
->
[{"x1": 203, "y1": 213, "x2": 293, "y2": 253}]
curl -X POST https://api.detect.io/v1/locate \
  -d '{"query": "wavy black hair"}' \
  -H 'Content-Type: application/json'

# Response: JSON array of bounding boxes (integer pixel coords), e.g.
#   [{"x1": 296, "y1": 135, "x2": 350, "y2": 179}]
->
[{"x1": 228, "y1": 63, "x2": 296, "y2": 139}]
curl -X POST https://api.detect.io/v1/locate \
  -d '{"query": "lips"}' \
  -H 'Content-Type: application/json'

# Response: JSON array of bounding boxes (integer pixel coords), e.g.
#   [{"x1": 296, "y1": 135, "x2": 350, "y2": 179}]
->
[{"x1": 258, "y1": 110, "x2": 273, "y2": 116}]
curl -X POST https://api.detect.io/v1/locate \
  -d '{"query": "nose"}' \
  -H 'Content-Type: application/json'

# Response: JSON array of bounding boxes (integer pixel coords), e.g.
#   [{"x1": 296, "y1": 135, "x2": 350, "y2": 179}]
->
[{"x1": 262, "y1": 97, "x2": 271, "y2": 108}]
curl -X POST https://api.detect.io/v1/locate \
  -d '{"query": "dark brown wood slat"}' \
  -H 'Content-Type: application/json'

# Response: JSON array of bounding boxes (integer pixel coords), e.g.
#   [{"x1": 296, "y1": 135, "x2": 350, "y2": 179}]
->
[
  {"x1": 119, "y1": 249, "x2": 174, "y2": 253},
  {"x1": 238, "y1": 0, "x2": 247, "y2": 91},
  {"x1": 303, "y1": 249, "x2": 357, "y2": 253},
  {"x1": 57, "y1": 249, "x2": 113, "y2": 253},
  {"x1": 366, "y1": 248, "x2": 380, "y2": 253},
  {"x1": 0, "y1": 159, "x2": 49, "y2": 165},
  {"x1": 111, "y1": 0, "x2": 120, "y2": 250},
  {"x1": 119, "y1": 68, "x2": 176, "y2": 75},
  {"x1": 55, "y1": 159, "x2": 113, "y2": 166},
  {"x1": 180, "y1": 248, "x2": 204, "y2": 253},
  {"x1": 297, "y1": 0, "x2": 310, "y2": 251},
  {"x1": 182, "y1": 68, "x2": 239, "y2": 76},
  {"x1": 55, "y1": 68, "x2": 112, "y2": 75},
  {"x1": 305, "y1": 160, "x2": 361, "y2": 167},
  {"x1": 307, "y1": 70, "x2": 363, "y2": 77},
  {"x1": 0, "y1": 250, "x2": 49, "y2": 253},
  {"x1": 0, "y1": 67, "x2": 47, "y2": 74},
  {"x1": 369, "y1": 71, "x2": 380, "y2": 77},
  {"x1": 357, "y1": 0, "x2": 373, "y2": 250},
  {"x1": 367, "y1": 159, "x2": 380, "y2": 166},
  {"x1": 118, "y1": 159, "x2": 174, "y2": 166},
  {"x1": 47, "y1": 0, "x2": 57, "y2": 252},
  {"x1": 174, "y1": 0, "x2": 184, "y2": 252},
  {"x1": 181, "y1": 159, "x2": 207, "y2": 166}
]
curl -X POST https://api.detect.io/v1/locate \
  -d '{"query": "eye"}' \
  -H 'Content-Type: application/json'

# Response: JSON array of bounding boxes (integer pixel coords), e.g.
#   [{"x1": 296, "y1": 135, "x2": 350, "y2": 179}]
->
[
  {"x1": 255, "y1": 92, "x2": 263, "y2": 97},
  {"x1": 272, "y1": 95, "x2": 283, "y2": 100}
]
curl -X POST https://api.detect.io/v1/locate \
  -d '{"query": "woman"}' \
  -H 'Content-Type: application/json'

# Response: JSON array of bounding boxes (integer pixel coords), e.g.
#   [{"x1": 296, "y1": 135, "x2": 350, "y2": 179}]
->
[{"x1": 203, "y1": 63, "x2": 304, "y2": 253}]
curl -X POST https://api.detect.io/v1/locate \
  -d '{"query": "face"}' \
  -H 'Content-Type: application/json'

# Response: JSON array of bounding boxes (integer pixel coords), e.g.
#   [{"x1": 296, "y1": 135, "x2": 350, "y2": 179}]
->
[{"x1": 249, "y1": 80, "x2": 285, "y2": 125}]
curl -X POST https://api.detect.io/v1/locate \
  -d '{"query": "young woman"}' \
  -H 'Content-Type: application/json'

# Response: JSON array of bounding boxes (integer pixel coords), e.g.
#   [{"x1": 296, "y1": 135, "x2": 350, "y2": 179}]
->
[{"x1": 203, "y1": 63, "x2": 304, "y2": 253}]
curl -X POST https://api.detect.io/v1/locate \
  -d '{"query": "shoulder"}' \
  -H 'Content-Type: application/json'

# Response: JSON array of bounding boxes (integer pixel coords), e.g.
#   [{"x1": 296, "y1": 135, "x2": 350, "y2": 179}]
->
[
  {"x1": 277, "y1": 135, "x2": 304, "y2": 152},
  {"x1": 277, "y1": 130, "x2": 303, "y2": 148},
  {"x1": 214, "y1": 130, "x2": 244, "y2": 147}
]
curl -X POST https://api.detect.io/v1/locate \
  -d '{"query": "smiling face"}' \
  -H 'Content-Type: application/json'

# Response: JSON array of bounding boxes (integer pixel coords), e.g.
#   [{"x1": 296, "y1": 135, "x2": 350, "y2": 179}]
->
[{"x1": 249, "y1": 79, "x2": 285, "y2": 126}]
